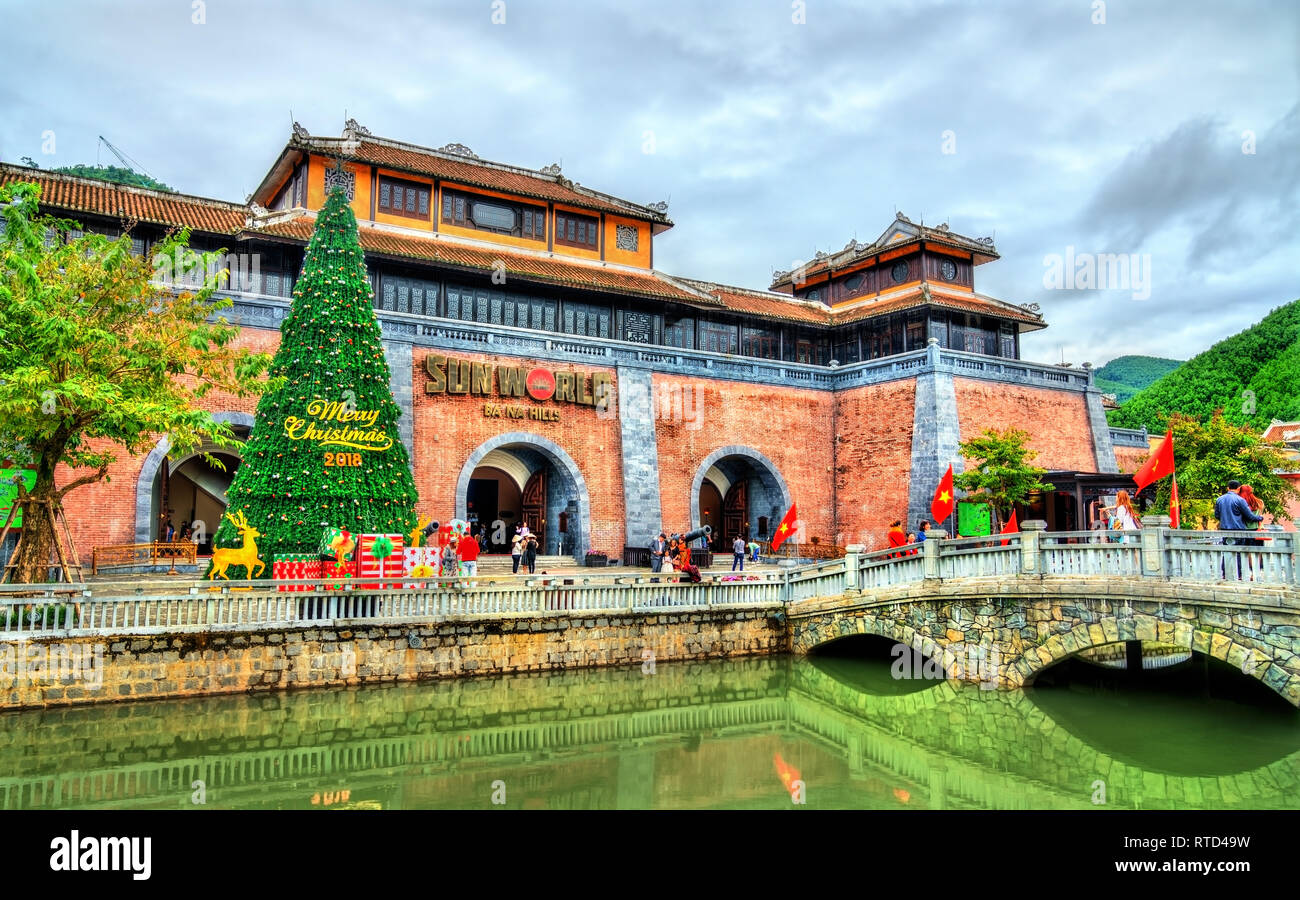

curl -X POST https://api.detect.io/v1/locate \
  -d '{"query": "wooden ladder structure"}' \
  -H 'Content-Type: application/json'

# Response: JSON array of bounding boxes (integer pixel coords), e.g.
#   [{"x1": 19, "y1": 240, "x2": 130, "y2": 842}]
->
[{"x1": 0, "y1": 498, "x2": 85, "y2": 584}]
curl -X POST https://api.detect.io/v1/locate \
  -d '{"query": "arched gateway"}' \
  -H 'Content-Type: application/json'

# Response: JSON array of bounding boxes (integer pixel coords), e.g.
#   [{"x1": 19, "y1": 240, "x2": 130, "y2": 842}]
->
[
  {"x1": 134, "y1": 412, "x2": 254, "y2": 549},
  {"x1": 690, "y1": 446, "x2": 791, "y2": 550},
  {"x1": 455, "y1": 432, "x2": 591, "y2": 560}
]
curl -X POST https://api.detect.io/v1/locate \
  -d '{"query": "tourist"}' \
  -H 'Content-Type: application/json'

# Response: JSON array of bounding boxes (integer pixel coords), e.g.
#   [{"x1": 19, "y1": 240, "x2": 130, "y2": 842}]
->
[
  {"x1": 440, "y1": 538, "x2": 458, "y2": 582},
  {"x1": 1106, "y1": 490, "x2": 1140, "y2": 542},
  {"x1": 1239, "y1": 484, "x2": 1266, "y2": 545},
  {"x1": 747, "y1": 538, "x2": 760, "y2": 562},
  {"x1": 511, "y1": 526, "x2": 524, "y2": 574},
  {"x1": 458, "y1": 529, "x2": 480, "y2": 578},
  {"x1": 164, "y1": 511, "x2": 176, "y2": 543},
  {"x1": 650, "y1": 532, "x2": 667, "y2": 574},
  {"x1": 732, "y1": 535, "x2": 746, "y2": 571},
  {"x1": 916, "y1": 520, "x2": 930, "y2": 545},
  {"x1": 906, "y1": 532, "x2": 918, "y2": 556},
  {"x1": 1214, "y1": 480, "x2": 1263, "y2": 580},
  {"x1": 523, "y1": 533, "x2": 538, "y2": 574},
  {"x1": 1213, "y1": 481, "x2": 1262, "y2": 534},
  {"x1": 887, "y1": 520, "x2": 907, "y2": 558},
  {"x1": 179, "y1": 521, "x2": 192, "y2": 542}
]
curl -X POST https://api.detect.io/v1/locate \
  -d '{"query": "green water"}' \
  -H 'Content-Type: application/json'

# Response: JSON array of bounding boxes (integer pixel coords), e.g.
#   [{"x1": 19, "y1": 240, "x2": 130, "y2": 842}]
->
[{"x1": 2, "y1": 650, "x2": 1297, "y2": 810}]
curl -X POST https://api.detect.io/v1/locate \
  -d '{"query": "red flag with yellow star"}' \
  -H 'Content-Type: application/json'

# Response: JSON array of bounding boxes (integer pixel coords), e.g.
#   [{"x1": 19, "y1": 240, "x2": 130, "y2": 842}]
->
[
  {"x1": 770, "y1": 502, "x2": 798, "y2": 552},
  {"x1": 931, "y1": 464, "x2": 955, "y2": 524},
  {"x1": 1169, "y1": 473, "x2": 1181, "y2": 530},
  {"x1": 1133, "y1": 428, "x2": 1174, "y2": 491}
]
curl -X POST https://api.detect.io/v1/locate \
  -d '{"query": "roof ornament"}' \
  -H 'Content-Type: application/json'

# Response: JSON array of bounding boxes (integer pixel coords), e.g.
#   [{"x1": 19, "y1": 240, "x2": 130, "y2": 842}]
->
[
  {"x1": 343, "y1": 118, "x2": 372, "y2": 139},
  {"x1": 249, "y1": 202, "x2": 269, "y2": 217},
  {"x1": 647, "y1": 200, "x2": 669, "y2": 214},
  {"x1": 842, "y1": 238, "x2": 861, "y2": 252},
  {"x1": 438, "y1": 142, "x2": 479, "y2": 159},
  {"x1": 539, "y1": 162, "x2": 562, "y2": 176},
  {"x1": 814, "y1": 250, "x2": 829, "y2": 260},
  {"x1": 977, "y1": 236, "x2": 995, "y2": 245},
  {"x1": 1020, "y1": 302, "x2": 1041, "y2": 313},
  {"x1": 291, "y1": 121, "x2": 310, "y2": 141},
  {"x1": 771, "y1": 268, "x2": 792, "y2": 282}
]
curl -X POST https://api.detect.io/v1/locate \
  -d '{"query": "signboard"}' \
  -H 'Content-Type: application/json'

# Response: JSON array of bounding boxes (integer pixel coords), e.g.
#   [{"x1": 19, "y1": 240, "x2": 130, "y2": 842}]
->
[
  {"x1": 283, "y1": 399, "x2": 394, "y2": 453},
  {"x1": 956, "y1": 501, "x2": 992, "y2": 537},
  {"x1": 425, "y1": 354, "x2": 614, "y2": 413},
  {"x1": 0, "y1": 469, "x2": 37, "y2": 528}
]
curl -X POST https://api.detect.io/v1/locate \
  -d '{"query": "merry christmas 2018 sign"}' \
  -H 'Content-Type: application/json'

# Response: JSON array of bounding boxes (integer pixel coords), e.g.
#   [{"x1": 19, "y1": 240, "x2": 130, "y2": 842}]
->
[{"x1": 284, "y1": 399, "x2": 393, "y2": 452}]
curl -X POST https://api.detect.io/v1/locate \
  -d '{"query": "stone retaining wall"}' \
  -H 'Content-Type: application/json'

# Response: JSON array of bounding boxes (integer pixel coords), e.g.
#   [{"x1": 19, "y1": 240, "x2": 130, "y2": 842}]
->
[{"x1": 0, "y1": 607, "x2": 787, "y2": 711}]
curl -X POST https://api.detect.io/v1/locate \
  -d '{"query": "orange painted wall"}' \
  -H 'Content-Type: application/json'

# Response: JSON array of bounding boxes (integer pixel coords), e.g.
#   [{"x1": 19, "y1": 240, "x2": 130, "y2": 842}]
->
[
  {"x1": 602, "y1": 214, "x2": 652, "y2": 268},
  {"x1": 306, "y1": 155, "x2": 370, "y2": 221},
  {"x1": 436, "y1": 181, "x2": 550, "y2": 254}
]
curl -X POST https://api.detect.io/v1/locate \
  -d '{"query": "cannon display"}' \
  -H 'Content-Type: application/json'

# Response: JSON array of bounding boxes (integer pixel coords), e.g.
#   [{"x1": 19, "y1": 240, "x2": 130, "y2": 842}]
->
[{"x1": 672, "y1": 525, "x2": 712, "y2": 545}]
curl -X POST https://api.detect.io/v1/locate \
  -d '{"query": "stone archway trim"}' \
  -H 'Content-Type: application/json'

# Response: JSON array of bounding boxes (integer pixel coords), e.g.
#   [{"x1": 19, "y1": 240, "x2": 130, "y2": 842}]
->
[
  {"x1": 453, "y1": 431, "x2": 592, "y2": 559},
  {"x1": 134, "y1": 412, "x2": 255, "y2": 544},
  {"x1": 689, "y1": 445, "x2": 793, "y2": 534}
]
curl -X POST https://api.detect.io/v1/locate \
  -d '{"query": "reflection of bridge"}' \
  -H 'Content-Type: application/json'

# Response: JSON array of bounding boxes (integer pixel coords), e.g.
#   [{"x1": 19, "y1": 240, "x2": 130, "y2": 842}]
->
[
  {"x1": 3, "y1": 656, "x2": 1298, "y2": 810},
  {"x1": 789, "y1": 522, "x2": 1300, "y2": 707}
]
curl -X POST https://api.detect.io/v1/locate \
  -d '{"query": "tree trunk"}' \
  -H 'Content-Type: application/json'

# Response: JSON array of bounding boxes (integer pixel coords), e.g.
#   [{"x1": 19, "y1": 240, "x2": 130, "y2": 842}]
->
[
  {"x1": 10, "y1": 452, "x2": 61, "y2": 584},
  {"x1": 12, "y1": 495, "x2": 58, "y2": 584}
]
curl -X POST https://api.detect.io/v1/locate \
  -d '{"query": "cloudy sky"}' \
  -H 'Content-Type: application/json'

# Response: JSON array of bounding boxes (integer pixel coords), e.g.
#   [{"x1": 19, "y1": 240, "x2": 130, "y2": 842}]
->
[{"x1": 2, "y1": 0, "x2": 1296, "y2": 366}]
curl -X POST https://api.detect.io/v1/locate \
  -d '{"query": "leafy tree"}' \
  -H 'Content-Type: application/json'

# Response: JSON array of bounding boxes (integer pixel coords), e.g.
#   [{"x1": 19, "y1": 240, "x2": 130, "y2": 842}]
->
[
  {"x1": 49, "y1": 164, "x2": 175, "y2": 193},
  {"x1": 1108, "y1": 299, "x2": 1300, "y2": 432},
  {"x1": 214, "y1": 183, "x2": 418, "y2": 567},
  {"x1": 1147, "y1": 412, "x2": 1300, "y2": 528},
  {"x1": 0, "y1": 181, "x2": 273, "y2": 582},
  {"x1": 954, "y1": 428, "x2": 1055, "y2": 528}
]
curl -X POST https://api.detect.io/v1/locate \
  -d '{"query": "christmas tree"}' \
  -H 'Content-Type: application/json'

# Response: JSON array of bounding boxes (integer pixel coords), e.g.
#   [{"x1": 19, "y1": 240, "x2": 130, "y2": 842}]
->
[{"x1": 210, "y1": 181, "x2": 418, "y2": 571}]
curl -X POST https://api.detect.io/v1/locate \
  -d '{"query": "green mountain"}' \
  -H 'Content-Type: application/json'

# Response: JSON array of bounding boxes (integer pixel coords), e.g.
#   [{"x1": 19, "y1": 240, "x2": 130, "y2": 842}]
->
[
  {"x1": 1094, "y1": 355, "x2": 1183, "y2": 404},
  {"x1": 1107, "y1": 299, "x2": 1300, "y2": 433},
  {"x1": 48, "y1": 164, "x2": 174, "y2": 193}
]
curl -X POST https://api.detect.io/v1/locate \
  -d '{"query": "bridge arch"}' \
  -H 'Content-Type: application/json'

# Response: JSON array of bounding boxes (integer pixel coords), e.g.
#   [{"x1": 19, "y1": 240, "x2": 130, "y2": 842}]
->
[{"x1": 790, "y1": 587, "x2": 1300, "y2": 708}]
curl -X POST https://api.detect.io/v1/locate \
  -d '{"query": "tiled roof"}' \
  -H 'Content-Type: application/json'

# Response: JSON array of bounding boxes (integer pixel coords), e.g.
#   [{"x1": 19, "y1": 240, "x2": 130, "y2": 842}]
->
[
  {"x1": 678, "y1": 279, "x2": 830, "y2": 325},
  {"x1": 1262, "y1": 421, "x2": 1300, "y2": 443},
  {"x1": 0, "y1": 164, "x2": 247, "y2": 234},
  {"x1": 831, "y1": 285, "x2": 1045, "y2": 328},
  {"x1": 285, "y1": 133, "x2": 670, "y2": 224},
  {"x1": 248, "y1": 217, "x2": 707, "y2": 304},
  {"x1": 771, "y1": 213, "x2": 1000, "y2": 289}
]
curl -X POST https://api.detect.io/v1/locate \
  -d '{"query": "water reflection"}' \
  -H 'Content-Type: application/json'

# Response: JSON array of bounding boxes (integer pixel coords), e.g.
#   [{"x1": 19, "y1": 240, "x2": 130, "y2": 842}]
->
[{"x1": 1, "y1": 651, "x2": 1297, "y2": 810}]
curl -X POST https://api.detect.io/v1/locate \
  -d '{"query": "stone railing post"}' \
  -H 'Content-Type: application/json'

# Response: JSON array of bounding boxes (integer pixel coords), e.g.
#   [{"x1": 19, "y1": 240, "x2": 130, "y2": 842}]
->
[
  {"x1": 844, "y1": 544, "x2": 863, "y2": 592},
  {"x1": 923, "y1": 530, "x2": 946, "y2": 581},
  {"x1": 1139, "y1": 514, "x2": 1169, "y2": 578},
  {"x1": 1019, "y1": 520, "x2": 1046, "y2": 575}
]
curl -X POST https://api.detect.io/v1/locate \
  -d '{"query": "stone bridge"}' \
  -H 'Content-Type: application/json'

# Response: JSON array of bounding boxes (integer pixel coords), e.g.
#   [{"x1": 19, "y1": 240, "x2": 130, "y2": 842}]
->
[{"x1": 786, "y1": 519, "x2": 1300, "y2": 706}]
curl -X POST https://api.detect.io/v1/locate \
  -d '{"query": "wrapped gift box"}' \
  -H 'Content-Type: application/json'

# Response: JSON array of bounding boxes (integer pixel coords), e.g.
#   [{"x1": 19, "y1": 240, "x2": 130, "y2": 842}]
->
[
  {"x1": 403, "y1": 545, "x2": 439, "y2": 588},
  {"x1": 274, "y1": 554, "x2": 322, "y2": 592},
  {"x1": 321, "y1": 555, "x2": 357, "y2": 590},
  {"x1": 357, "y1": 533, "x2": 405, "y2": 589}
]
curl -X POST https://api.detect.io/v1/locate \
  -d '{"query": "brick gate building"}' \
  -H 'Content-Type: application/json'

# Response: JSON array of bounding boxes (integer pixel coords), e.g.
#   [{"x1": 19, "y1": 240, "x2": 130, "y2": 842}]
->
[{"x1": 0, "y1": 121, "x2": 1139, "y2": 564}]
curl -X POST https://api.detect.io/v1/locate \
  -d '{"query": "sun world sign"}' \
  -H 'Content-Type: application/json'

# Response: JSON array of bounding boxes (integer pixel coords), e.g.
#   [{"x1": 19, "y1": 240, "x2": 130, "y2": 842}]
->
[{"x1": 424, "y1": 354, "x2": 614, "y2": 421}]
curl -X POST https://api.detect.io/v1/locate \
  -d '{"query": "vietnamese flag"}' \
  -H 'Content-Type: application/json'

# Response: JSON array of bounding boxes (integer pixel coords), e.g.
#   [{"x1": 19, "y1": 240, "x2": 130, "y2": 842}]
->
[
  {"x1": 771, "y1": 502, "x2": 798, "y2": 552},
  {"x1": 1169, "y1": 474, "x2": 1181, "y2": 530},
  {"x1": 1134, "y1": 428, "x2": 1174, "y2": 491},
  {"x1": 999, "y1": 509, "x2": 1019, "y2": 546},
  {"x1": 931, "y1": 464, "x2": 955, "y2": 524}
]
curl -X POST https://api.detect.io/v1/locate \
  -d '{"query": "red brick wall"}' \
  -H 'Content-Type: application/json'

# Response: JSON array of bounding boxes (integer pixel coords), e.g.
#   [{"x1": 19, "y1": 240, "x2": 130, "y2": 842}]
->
[
  {"x1": 953, "y1": 379, "x2": 1098, "y2": 472},
  {"x1": 412, "y1": 349, "x2": 626, "y2": 553},
  {"x1": 56, "y1": 327, "x2": 282, "y2": 559},
  {"x1": 651, "y1": 374, "x2": 834, "y2": 545},
  {"x1": 833, "y1": 380, "x2": 918, "y2": 551},
  {"x1": 1114, "y1": 445, "x2": 1149, "y2": 475}
]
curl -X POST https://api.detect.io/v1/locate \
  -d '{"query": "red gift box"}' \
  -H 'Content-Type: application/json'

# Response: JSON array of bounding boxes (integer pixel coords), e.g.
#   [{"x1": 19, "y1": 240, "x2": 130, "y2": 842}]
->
[
  {"x1": 357, "y1": 534, "x2": 405, "y2": 589},
  {"x1": 274, "y1": 556, "x2": 323, "y2": 592}
]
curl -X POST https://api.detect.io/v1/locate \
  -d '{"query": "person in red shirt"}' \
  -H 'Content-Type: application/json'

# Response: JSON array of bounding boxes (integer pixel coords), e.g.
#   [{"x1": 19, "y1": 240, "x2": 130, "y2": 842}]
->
[
  {"x1": 458, "y1": 531, "x2": 480, "y2": 578},
  {"x1": 886, "y1": 520, "x2": 907, "y2": 558}
]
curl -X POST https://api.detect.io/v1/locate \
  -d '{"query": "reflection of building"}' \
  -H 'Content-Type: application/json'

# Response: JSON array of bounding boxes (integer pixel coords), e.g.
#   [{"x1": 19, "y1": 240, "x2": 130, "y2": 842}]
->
[{"x1": 2, "y1": 121, "x2": 1126, "y2": 562}]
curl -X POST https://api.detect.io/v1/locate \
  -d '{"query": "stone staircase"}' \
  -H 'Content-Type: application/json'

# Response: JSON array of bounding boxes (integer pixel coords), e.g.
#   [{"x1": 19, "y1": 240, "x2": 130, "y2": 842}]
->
[{"x1": 474, "y1": 555, "x2": 575, "y2": 574}]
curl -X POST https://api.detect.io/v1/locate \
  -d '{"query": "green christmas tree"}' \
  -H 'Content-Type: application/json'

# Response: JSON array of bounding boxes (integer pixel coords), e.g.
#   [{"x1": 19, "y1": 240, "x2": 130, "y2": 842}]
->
[{"x1": 210, "y1": 183, "x2": 418, "y2": 572}]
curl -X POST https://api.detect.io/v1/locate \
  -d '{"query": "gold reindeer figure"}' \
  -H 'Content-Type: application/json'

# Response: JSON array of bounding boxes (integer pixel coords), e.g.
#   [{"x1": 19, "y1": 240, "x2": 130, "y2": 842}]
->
[
  {"x1": 209, "y1": 510, "x2": 266, "y2": 580},
  {"x1": 409, "y1": 514, "x2": 432, "y2": 548}
]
